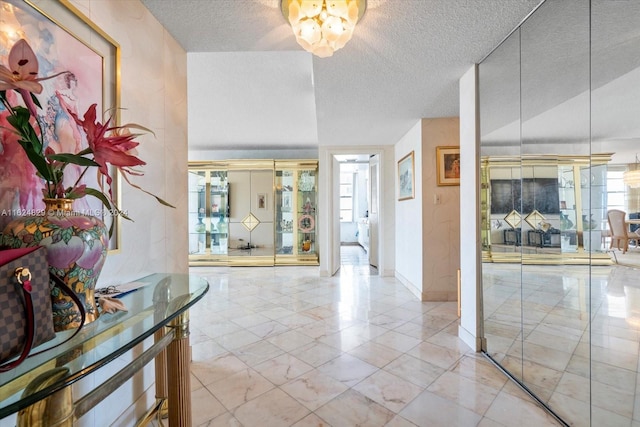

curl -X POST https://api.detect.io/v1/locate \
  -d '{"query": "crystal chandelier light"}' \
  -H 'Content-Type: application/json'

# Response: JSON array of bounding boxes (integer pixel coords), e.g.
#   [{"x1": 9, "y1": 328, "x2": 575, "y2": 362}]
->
[{"x1": 281, "y1": 0, "x2": 366, "y2": 58}]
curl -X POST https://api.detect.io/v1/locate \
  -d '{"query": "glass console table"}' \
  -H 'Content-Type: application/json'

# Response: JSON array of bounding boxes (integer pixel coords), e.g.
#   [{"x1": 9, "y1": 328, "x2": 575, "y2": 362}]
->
[{"x1": 0, "y1": 273, "x2": 209, "y2": 426}]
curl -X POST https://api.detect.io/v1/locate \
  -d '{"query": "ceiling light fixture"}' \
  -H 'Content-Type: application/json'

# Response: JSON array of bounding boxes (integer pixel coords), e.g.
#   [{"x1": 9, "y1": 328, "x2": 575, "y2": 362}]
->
[
  {"x1": 624, "y1": 155, "x2": 640, "y2": 188},
  {"x1": 281, "y1": 0, "x2": 366, "y2": 58}
]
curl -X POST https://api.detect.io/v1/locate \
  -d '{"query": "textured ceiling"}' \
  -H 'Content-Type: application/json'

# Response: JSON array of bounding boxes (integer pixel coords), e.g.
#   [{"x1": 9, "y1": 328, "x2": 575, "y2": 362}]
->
[{"x1": 140, "y1": 0, "x2": 543, "y2": 149}]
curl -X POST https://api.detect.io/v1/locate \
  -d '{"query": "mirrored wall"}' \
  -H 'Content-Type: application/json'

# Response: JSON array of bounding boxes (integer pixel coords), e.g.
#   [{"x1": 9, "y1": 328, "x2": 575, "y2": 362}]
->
[{"x1": 479, "y1": 0, "x2": 640, "y2": 424}]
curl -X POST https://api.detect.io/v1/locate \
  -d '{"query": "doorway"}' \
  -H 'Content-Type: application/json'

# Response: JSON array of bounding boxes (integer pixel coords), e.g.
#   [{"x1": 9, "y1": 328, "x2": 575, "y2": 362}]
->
[
  {"x1": 318, "y1": 146, "x2": 390, "y2": 278},
  {"x1": 335, "y1": 154, "x2": 378, "y2": 275}
]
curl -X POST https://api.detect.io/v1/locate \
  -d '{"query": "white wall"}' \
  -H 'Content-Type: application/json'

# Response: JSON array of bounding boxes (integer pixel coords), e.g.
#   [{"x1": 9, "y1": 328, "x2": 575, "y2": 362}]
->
[{"x1": 394, "y1": 121, "x2": 423, "y2": 298}]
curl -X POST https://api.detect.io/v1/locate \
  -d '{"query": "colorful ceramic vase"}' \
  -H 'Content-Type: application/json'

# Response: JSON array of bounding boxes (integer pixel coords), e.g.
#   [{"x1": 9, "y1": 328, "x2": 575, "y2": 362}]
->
[{"x1": 1, "y1": 198, "x2": 108, "y2": 330}]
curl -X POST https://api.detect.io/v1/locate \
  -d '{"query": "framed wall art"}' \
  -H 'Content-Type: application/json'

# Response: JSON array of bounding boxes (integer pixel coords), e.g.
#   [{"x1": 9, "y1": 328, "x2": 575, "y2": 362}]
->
[
  {"x1": 257, "y1": 193, "x2": 267, "y2": 210},
  {"x1": 397, "y1": 151, "x2": 415, "y2": 201},
  {"x1": 0, "y1": 0, "x2": 121, "y2": 250},
  {"x1": 436, "y1": 146, "x2": 460, "y2": 186}
]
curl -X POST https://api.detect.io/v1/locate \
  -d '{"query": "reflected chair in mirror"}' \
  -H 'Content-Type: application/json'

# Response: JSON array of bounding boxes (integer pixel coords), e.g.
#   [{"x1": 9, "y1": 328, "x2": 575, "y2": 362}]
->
[
  {"x1": 630, "y1": 212, "x2": 640, "y2": 232},
  {"x1": 600, "y1": 218, "x2": 611, "y2": 248},
  {"x1": 607, "y1": 209, "x2": 638, "y2": 253}
]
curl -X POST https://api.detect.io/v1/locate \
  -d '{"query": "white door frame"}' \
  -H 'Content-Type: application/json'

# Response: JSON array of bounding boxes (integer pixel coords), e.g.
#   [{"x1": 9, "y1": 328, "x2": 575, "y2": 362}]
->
[{"x1": 318, "y1": 146, "x2": 394, "y2": 277}]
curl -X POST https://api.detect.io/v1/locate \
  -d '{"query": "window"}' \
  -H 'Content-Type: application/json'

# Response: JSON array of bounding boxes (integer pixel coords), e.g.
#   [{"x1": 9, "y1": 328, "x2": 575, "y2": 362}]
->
[
  {"x1": 607, "y1": 168, "x2": 626, "y2": 213},
  {"x1": 340, "y1": 167, "x2": 354, "y2": 222}
]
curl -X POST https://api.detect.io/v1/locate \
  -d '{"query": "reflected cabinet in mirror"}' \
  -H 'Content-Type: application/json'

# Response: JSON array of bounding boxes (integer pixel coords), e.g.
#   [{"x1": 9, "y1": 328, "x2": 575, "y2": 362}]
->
[
  {"x1": 478, "y1": 0, "x2": 640, "y2": 425},
  {"x1": 481, "y1": 154, "x2": 613, "y2": 265}
]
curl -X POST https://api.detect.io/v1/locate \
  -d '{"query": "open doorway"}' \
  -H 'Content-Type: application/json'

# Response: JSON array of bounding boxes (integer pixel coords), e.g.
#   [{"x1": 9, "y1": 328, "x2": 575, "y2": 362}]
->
[{"x1": 335, "y1": 154, "x2": 378, "y2": 275}]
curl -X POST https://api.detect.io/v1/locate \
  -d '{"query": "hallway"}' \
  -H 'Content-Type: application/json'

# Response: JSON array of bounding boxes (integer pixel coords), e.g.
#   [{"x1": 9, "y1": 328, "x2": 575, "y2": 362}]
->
[{"x1": 186, "y1": 264, "x2": 560, "y2": 426}]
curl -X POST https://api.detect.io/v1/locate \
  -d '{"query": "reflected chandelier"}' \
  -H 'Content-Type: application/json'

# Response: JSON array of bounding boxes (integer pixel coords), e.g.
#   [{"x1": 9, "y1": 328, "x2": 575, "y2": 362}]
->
[
  {"x1": 281, "y1": 0, "x2": 367, "y2": 58},
  {"x1": 624, "y1": 155, "x2": 640, "y2": 188}
]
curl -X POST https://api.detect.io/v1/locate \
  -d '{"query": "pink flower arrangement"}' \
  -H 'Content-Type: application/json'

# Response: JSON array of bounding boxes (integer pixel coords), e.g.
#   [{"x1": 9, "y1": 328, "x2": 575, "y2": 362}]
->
[{"x1": 0, "y1": 38, "x2": 173, "y2": 223}]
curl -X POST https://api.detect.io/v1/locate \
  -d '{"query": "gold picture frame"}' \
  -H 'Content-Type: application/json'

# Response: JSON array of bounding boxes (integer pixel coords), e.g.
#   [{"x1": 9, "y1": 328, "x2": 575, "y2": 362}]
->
[
  {"x1": 436, "y1": 146, "x2": 460, "y2": 186},
  {"x1": 0, "y1": 0, "x2": 122, "y2": 251},
  {"x1": 397, "y1": 151, "x2": 415, "y2": 201}
]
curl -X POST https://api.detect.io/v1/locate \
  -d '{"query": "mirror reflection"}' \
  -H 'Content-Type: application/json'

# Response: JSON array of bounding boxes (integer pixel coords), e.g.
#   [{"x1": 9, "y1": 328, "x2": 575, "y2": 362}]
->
[{"x1": 479, "y1": 1, "x2": 640, "y2": 425}]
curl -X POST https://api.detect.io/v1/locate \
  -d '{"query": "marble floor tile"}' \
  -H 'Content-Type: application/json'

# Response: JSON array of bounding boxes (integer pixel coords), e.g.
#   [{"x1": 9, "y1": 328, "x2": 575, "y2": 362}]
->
[
  {"x1": 214, "y1": 329, "x2": 262, "y2": 351},
  {"x1": 316, "y1": 329, "x2": 370, "y2": 351},
  {"x1": 246, "y1": 320, "x2": 290, "y2": 339},
  {"x1": 233, "y1": 388, "x2": 310, "y2": 427},
  {"x1": 382, "y1": 353, "x2": 446, "y2": 389},
  {"x1": 450, "y1": 355, "x2": 508, "y2": 390},
  {"x1": 232, "y1": 339, "x2": 285, "y2": 366},
  {"x1": 317, "y1": 353, "x2": 378, "y2": 387},
  {"x1": 399, "y1": 390, "x2": 483, "y2": 426},
  {"x1": 352, "y1": 369, "x2": 423, "y2": 413},
  {"x1": 289, "y1": 341, "x2": 343, "y2": 367},
  {"x1": 315, "y1": 389, "x2": 395, "y2": 427},
  {"x1": 291, "y1": 412, "x2": 332, "y2": 427},
  {"x1": 191, "y1": 353, "x2": 248, "y2": 386},
  {"x1": 385, "y1": 415, "x2": 420, "y2": 427},
  {"x1": 189, "y1": 261, "x2": 560, "y2": 426},
  {"x1": 191, "y1": 386, "x2": 227, "y2": 426},
  {"x1": 280, "y1": 370, "x2": 349, "y2": 411},
  {"x1": 427, "y1": 371, "x2": 500, "y2": 415},
  {"x1": 253, "y1": 353, "x2": 314, "y2": 386},
  {"x1": 205, "y1": 368, "x2": 274, "y2": 410},
  {"x1": 407, "y1": 341, "x2": 466, "y2": 370},
  {"x1": 347, "y1": 341, "x2": 404, "y2": 368},
  {"x1": 266, "y1": 329, "x2": 315, "y2": 352},
  {"x1": 372, "y1": 330, "x2": 421, "y2": 353},
  {"x1": 191, "y1": 339, "x2": 228, "y2": 362},
  {"x1": 485, "y1": 389, "x2": 561, "y2": 427}
]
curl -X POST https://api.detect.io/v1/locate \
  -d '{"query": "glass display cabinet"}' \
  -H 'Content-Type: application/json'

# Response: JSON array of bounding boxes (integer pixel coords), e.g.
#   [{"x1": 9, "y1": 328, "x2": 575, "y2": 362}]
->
[
  {"x1": 188, "y1": 160, "x2": 318, "y2": 266},
  {"x1": 481, "y1": 154, "x2": 612, "y2": 265},
  {"x1": 188, "y1": 163, "x2": 228, "y2": 265},
  {"x1": 275, "y1": 160, "x2": 319, "y2": 265}
]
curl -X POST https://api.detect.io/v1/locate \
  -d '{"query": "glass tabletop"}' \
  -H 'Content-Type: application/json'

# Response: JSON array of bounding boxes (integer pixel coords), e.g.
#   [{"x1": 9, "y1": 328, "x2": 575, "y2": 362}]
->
[{"x1": 0, "y1": 273, "x2": 209, "y2": 418}]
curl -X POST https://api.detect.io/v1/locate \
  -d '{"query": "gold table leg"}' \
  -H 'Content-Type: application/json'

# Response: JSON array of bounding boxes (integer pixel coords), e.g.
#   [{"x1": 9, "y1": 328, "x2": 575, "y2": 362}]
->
[
  {"x1": 154, "y1": 328, "x2": 169, "y2": 419},
  {"x1": 166, "y1": 309, "x2": 191, "y2": 426},
  {"x1": 17, "y1": 367, "x2": 73, "y2": 427}
]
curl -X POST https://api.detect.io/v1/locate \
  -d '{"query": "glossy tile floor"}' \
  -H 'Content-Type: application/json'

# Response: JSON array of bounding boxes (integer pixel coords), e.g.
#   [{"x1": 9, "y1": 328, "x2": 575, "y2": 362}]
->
[
  {"x1": 483, "y1": 261, "x2": 640, "y2": 426},
  {"x1": 185, "y1": 246, "x2": 560, "y2": 426}
]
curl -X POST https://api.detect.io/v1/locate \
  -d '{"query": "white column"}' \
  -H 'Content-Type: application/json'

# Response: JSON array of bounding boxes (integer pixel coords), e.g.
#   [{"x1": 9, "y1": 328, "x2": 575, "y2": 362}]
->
[{"x1": 458, "y1": 65, "x2": 485, "y2": 351}]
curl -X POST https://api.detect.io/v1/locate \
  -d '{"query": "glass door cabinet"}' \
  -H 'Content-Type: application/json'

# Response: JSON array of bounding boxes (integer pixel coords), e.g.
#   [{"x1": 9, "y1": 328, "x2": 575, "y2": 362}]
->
[
  {"x1": 188, "y1": 160, "x2": 318, "y2": 266},
  {"x1": 275, "y1": 161, "x2": 319, "y2": 265},
  {"x1": 188, "y1": 163, "x2": 228, "y2": 265}
]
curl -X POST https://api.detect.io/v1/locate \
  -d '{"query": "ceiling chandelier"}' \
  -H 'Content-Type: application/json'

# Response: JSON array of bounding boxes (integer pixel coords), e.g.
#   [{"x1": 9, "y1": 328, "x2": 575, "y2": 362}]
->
[
  {"x1": 624, "y1": 155, "x2": 640, "y2": 188},
  {"x1": 281, "y1": 0, "x2": 367, "y2": 58}
]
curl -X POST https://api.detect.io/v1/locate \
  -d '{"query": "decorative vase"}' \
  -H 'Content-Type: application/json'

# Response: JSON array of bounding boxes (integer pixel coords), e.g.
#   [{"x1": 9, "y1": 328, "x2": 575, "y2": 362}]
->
[
  {"x1": 560, "y1": 213, "x2": 574, "y2": 230},
  {"x1": 582, "y1": 214, "x2": 597, "y2": 230},
  {"x1": 1, "y1": 198, "x2": 108, "y2": 331}
]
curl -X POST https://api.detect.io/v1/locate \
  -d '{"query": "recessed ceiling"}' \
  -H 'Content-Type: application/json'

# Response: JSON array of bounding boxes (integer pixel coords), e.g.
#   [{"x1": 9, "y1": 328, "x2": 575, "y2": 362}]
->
[{"x1": 140, "y1": 0, "x2": 543, "y2": 149}]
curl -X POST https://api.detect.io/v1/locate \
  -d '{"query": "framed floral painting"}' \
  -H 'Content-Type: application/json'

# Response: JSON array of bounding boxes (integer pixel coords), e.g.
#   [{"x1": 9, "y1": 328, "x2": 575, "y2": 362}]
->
[{"x1": 0, "y1": 0, "x2": 121, "y2": 249}]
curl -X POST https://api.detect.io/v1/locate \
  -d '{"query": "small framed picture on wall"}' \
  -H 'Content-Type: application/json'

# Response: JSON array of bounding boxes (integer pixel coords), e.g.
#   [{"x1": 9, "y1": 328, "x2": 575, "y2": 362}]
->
[
  {"x1": 257, "y1": 193, "x2": 267, "y2": 210},
  {"x1": 397, "y1": 151, "x2": 415, "y2": 201},
  {"x1": 436, "y1": 146, "x2": 460, "y2": 186}
]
